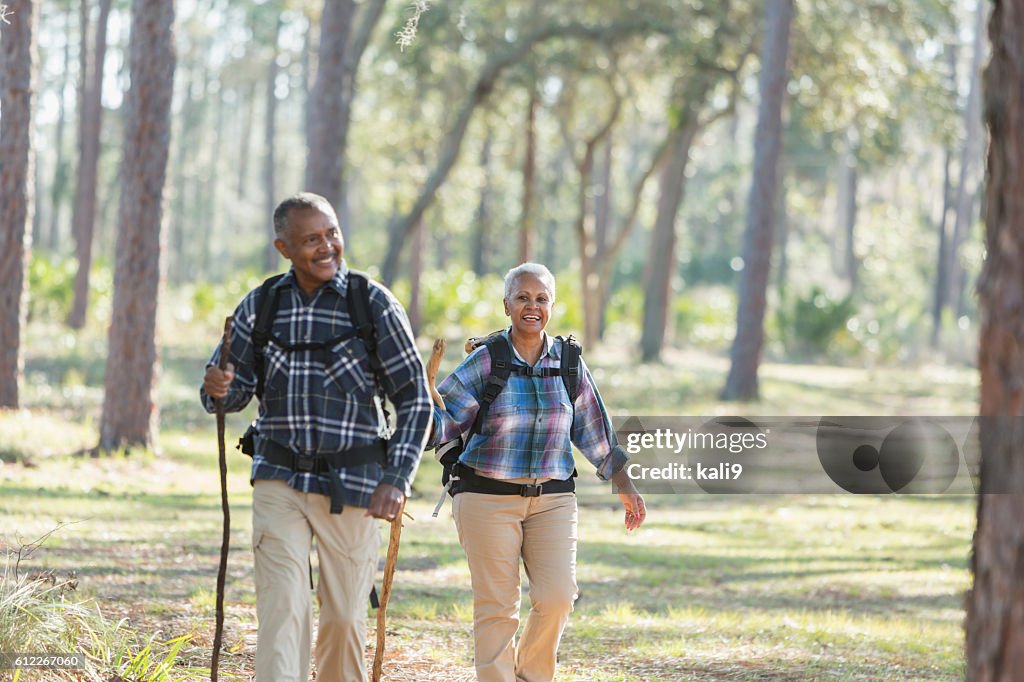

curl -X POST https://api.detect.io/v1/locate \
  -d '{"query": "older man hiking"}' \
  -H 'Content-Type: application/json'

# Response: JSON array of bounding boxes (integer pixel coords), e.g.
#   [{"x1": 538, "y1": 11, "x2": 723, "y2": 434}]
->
[{"x1": 200, "y1": 192, "x2": 431, "y2": 682}]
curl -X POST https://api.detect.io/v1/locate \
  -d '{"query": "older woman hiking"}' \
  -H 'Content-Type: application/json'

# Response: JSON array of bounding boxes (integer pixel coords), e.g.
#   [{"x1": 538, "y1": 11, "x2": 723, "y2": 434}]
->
[{"x1": 429, "y1": 262, "x2": 646, "y2": 682}]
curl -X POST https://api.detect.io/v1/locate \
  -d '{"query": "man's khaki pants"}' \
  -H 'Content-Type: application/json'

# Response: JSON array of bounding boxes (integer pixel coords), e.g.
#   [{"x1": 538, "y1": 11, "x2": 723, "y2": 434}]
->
[
  {"x1": 453, "y1": 490, "x2": 579, "y2": 682},
  {"x1": 252, "y1": 479, "x2": 379, "y2": 682}
]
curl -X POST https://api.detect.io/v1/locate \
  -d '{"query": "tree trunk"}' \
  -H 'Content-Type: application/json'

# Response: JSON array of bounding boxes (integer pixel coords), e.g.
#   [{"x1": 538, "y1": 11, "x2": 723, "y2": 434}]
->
[
  {"x1": 931, "y1": 146, "x2": 954, "y2": 346},
  {"x1": 950, "y1": 0, "x2": 988, "y2": 319},
  {"x1": 0, "y1": 0, "x2": 39, "y2": 409},
  {"x1": 835, "y1": 129, "x2": 859, "y2": 291},
  {"x1": 305, "y1": 0, "x2": 385, "y2": 241},
  {"x1": 408, "y1": 217, "x2": 425, "y2": 336},
  {"x1": 519, "y1": 85, "x2": 538, "y2": 264},
  {"x1": 967, "y1": 1, "x2": 1024, "y2": 676},
  {"x1": 47, "y1": 8, "x2": 75, "y2": 253},
  {"x1": 99, "y1": 0, "x2": 175, "y2": 452},
  {"x1": 721, "y1": 0, "x2": 794, "y2": 400},
  {"x1": 594, "y1": 137, "x2": 613, "y2": 340},
  {"x1": 640, "y1": 124, "x2": 697, "y2": 362},
  {"x1": 472, "y1": 130, "x2": 493, "y2": 276},
  {"x1": 237, "y1": 81, "x2": 256, "y2": 199},
  {"x1": 264, "y1": 13, "x2": 283, "y2": 273},
  {"x1": 68, "y1": 0, "x2": 114, "y2": 329}
]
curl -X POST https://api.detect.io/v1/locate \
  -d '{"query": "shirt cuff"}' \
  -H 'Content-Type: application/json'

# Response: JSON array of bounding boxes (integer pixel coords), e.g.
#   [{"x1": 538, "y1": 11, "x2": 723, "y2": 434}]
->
[
  {"x1": 595, "y1": 444, "x2": 629, "y2": 481},
  {"x1": 379, "y1": 469, "x2": 413, "y2": 496}
]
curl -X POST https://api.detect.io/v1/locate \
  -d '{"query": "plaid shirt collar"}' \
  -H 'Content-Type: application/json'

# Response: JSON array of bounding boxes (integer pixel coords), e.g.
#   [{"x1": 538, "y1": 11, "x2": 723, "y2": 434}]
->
[
  {"x1": 502, "y1": 328, "x2": 558, "y2": 365},
  {"x1": 273, "y1": 260, "x2": 351, "y2": 299}
]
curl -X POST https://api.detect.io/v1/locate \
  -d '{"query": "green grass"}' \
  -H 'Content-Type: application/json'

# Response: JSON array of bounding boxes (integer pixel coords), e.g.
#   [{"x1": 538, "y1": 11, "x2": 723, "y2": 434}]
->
[{"x1": 0, "y1": 320, "x2": 978, "y2": 680}]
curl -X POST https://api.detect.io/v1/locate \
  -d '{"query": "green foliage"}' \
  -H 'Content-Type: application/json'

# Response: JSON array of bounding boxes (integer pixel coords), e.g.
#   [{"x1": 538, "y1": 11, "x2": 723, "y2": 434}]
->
[
  {"x1": 776, "y1": 286, "x2": 858, "y2": 359},
  {"x1": 27, "y1": 255, "x2": 75, "y2": 321},
  {"x1": 673, "y1": 286, "x2": 737, "y2": 350}
]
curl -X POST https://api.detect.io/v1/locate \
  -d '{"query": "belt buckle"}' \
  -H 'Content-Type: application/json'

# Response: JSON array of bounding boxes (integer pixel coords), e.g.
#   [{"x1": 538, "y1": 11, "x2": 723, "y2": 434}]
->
[
  {"x1": 295, "y1": 455, "x2": 315, "y2": 473},
  {"x1": 520, "y1": 483, "x2": 542, "y2": 497}
]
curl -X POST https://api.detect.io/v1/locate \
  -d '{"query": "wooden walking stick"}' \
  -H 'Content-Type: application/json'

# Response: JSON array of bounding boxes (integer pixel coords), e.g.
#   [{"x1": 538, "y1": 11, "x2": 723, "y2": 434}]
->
[
  {"x1": 372, "y1": 338, "x2": 446, "y2": 682},
  {"x1": 211, "y1": 316, "x2": 233, "y2": 682}
]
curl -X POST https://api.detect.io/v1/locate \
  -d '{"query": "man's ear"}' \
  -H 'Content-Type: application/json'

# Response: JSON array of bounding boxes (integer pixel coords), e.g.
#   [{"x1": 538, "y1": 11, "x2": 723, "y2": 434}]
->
[{"x1": 274, "y1": 237, "x2": 290, "y2": 261}]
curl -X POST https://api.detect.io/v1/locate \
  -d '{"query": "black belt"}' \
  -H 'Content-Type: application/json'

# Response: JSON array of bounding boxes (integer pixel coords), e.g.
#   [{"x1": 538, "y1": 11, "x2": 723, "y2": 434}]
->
[
  {"x1": 450, "y1": 463, "x2": 575, "y2": 497},
  {"x1": 260, "y1": 438, "x2": 388, "y2": 514}
]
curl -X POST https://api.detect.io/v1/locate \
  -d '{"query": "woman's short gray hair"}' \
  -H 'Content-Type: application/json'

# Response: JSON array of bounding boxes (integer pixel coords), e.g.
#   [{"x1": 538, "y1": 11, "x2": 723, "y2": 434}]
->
[{"x1": 503, "y1": 262, "x2": 556, "y2": 300}]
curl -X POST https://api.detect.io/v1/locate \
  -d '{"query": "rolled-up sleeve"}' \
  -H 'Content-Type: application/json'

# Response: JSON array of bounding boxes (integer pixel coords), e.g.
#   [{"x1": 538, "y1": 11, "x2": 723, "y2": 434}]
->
[
  {"x1": 427, "y1": 346, "x2": 490, "y2": 449},
  {"x1": 571, "y1": 360, "x2": 628, "y2": 480},
  {"x1": 199, "y1": 293, "x2": 259, "y2": 414}
]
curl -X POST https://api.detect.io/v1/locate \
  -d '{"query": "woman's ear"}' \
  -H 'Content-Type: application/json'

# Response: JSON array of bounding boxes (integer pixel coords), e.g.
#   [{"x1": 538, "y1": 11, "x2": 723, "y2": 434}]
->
[{"x1": 503, "y1": 299, "x2": 510, "y2": 317}]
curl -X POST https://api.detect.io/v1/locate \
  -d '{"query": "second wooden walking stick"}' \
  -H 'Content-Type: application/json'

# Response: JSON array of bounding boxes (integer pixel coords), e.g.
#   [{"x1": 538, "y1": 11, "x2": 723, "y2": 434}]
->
[
  {"x1": 211, "y1": 316, "x2": 233, "y2": 682},
  {"x1": 372, "y1": 338, "x2": 446, "y2": 682}
]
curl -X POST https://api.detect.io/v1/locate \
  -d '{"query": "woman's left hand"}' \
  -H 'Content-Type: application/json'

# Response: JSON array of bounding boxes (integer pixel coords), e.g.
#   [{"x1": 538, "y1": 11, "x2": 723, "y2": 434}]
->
[{"x1": 611, "y1": 469, "x2": 646, "y2": 531}]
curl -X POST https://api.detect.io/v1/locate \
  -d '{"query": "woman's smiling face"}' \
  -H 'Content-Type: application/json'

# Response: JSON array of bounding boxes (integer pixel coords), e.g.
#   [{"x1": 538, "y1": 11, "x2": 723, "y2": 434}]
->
[{"x1": 504, "y1": 272, "x2": 553, "y2": 336}]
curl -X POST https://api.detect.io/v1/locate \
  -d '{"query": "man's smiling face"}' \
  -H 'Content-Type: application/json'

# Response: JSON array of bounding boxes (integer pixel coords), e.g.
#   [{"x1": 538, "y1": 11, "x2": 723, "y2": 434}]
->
[{"x1": 274, "y1": 207, "x2": 344, "y2": 296}]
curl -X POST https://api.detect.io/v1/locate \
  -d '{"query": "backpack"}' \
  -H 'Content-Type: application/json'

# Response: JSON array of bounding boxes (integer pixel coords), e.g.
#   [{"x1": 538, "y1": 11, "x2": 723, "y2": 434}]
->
[
  {"x1": 431, "y1": 332, "x2": 582, "y2": 516},
  {"x1": 237, "y1": 270, "x2": 386, "y2": 455}
]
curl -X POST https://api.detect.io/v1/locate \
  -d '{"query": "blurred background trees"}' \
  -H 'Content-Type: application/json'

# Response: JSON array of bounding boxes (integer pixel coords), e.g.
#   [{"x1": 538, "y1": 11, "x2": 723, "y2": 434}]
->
[{"x1": 4, "y1": 0, "x2": 992, "y2": 439}]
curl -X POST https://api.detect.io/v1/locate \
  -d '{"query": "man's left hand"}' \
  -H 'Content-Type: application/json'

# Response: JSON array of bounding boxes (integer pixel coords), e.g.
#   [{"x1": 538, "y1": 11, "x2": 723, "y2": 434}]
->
[{"x1": 366, "y1": 483, "x2": 405, "y2": 520}]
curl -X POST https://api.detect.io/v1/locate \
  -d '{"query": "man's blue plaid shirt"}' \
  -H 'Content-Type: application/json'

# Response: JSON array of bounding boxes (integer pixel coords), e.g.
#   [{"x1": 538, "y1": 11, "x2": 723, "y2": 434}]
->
[{"x1": 200, "y1": 262, "x2": 431, "y2": 507}]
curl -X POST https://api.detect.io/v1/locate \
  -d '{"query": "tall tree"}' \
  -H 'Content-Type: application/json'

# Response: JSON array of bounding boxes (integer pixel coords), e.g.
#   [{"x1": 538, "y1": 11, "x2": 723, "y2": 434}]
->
[
  {"x1": 471, "y1": 127, "x2": 494, "y2": 276},
  {"x1": 305, "y1": 0, "x2": 387, "y2": 240},
  {"x1": 0, "y1": 0, "x2": 39, "y2": 408},
  {"x1": 263, "y1": 12, "x2": 284, "y2": 273},
  {"x1": 966, "y1": 0, "x2": 1024, "y2": 676},
  {"x1": 948, "y1": 0, "x2": 988, "y2": 319},
  {"x1": 46, "y1": 4, "x2": 75, "y2": 253},
  {"x1": 519, "y1": 82, "x2": 539, "y2": 263},
  {"x1": 721, "y1": 0, "x2": 794, "y2": 400},
  {"x1": 639, "y1": 1, "x2": 745, "y2": 362},
  {"x1": 68, "y1": 0, "x2": 114, "y2": 329},
  {"x1": 99, "y1": 0, "x2": 176, "y2": 452}
]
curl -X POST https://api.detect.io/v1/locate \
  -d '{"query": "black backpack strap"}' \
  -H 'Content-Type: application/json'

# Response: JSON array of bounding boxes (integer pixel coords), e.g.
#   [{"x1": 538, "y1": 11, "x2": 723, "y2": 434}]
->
[
  {"x1": 252, "y1": 274, "x2": 286, "y2": 400},
  {"x1": 558, "y1": 335, "x2": 582, "y2": 434},
  {"x1": 559, "y1": 334, "x2": 582, "y2": 402},
  {"x1": 347, "y1": 270, "x2": 392, "y2": 431},
  {"x1": 470, "y1": 335, "x2": 513, "y2": 435}
]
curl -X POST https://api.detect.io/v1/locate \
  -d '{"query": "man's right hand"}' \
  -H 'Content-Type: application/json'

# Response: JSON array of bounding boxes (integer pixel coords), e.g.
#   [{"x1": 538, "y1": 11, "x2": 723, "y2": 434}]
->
[{"x1": 204, "y1": 363, "x2": 235, "y2": 399}]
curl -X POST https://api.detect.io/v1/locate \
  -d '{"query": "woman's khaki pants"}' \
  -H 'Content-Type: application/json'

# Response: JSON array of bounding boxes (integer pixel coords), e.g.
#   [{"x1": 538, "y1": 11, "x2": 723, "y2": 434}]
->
[
  {"x1": 252, "y1": 479, "x2": 380, "y2": 682},
  {"x1": 453, "y1": 490, "x2": 579, "y2": 682}
]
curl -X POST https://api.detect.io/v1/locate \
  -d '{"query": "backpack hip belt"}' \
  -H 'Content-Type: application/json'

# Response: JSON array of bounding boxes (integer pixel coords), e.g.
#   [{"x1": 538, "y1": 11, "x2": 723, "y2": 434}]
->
[
  {"x1": 449, "y1": 462, "x2": 575, "y2": 497},
  {"x1": 260, "y1": 437, "x2": 388, "y2": 513}
]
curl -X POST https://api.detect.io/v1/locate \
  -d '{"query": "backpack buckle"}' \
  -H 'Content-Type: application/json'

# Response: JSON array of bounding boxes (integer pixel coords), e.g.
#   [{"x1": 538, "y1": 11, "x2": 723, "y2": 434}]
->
[
  {"x1": 519, "y1": 483, "x2": 542, "y2": 497},
  {"x1": 294, "y1": 455, "x2": 316, "y2": 473}
]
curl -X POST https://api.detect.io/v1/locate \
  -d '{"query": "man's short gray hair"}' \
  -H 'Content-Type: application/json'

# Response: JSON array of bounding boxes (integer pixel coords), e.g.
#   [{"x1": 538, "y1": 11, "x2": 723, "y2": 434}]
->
[
  {"x1": 272, "y1": 192, "x2": 339, "y2": 236},
  {"x1": 503, "y1": 262, "x2": 556, "y2": 300}
]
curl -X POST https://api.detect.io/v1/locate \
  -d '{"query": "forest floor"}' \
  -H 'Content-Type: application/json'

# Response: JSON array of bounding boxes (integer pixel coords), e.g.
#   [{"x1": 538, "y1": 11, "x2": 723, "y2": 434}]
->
[{"x1": 0, "y1": 325, "x2": 978, "y2": 680}]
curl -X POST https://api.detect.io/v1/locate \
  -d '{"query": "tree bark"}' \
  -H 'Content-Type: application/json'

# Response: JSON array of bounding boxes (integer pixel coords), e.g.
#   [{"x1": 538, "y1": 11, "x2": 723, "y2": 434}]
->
[
  {"x1": 68, "y1": 0, "x2": 114, "y2": 329},
  {"x1": 99, "y1": 0, "x2": 175, "y2": 452},
  {"x1": 721, "y1": 0, "x2": 794, "y2": 400},
  {"x1": 0, "y1": 0, "x2": 39, "y2": 408},
  {"x1": 966, "y1": 0, "x2": 1024, "y2": 678}
]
